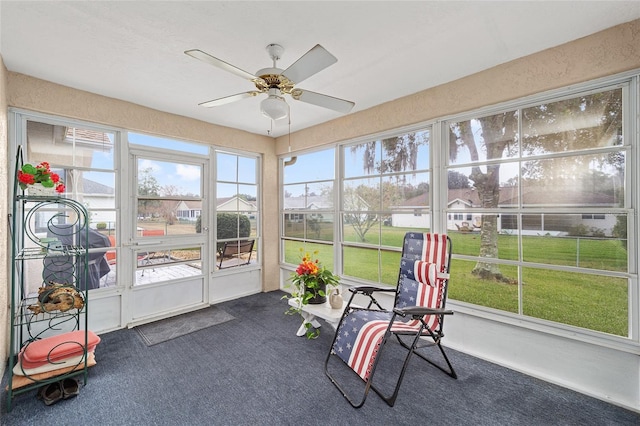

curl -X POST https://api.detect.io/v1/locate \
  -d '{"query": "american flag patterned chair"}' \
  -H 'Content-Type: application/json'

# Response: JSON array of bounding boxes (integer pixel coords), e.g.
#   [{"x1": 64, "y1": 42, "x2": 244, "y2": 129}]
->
[{"x1": 324, "y1": 232, "x2": 456, "y2": 408}]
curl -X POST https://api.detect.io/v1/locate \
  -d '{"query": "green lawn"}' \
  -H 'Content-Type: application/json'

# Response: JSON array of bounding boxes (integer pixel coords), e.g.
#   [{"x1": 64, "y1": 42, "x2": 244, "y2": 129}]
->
[{"x1": 284, "y1": 227, "x2": 629, "y2": 337}]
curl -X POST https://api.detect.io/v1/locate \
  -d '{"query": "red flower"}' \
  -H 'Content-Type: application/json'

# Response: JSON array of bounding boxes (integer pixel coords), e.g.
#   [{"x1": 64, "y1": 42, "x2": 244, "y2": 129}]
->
[
  {"x1": 18, "y1": 161, "x2": 64, "y2": 192},
  {"x1": 18, "y1": 171, "x2": 35, "y2": 185},
  {"x1": 55, "y1": 183, "x2": 66, "y2": 193}
]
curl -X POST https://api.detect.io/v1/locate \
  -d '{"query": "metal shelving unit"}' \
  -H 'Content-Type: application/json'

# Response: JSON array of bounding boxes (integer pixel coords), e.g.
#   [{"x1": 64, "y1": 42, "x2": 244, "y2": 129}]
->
[{"x1": 7, "y1": 147, "x2": 90, "y2": 411}]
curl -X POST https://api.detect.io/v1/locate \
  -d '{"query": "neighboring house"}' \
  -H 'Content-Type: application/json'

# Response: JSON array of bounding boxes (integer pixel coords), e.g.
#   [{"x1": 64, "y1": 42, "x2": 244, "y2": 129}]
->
[
  {"x1": 78, "y1": 177, "x2": 257, "y2": 225},
  {"x1": 77, "y1": 177, "x2": 116, "y2": 227},
  {"x1": 446, "y1": 188, "x2": 484, "y2": 232},
  {"x1": 391, "y1": 187, "x2": 617, "y2": 235},
  {"x1": 283, "y1": 195, "x2": 333, "y2": 222},
  {"x1": 389, "y1": 192, "x2": 430, "y2": 228},
  {"x1": 216, "y1": 196, "x2": 257, "y2": 216},
  {"x1": 174, "y1": 196, "x2": 258, "y2": 222},
  {"x1": 175, "y1": 200, "x2": 202, "y2": 221},
  {"x1": 500, "y1": 187, "x2": 618, "y2": 236}
]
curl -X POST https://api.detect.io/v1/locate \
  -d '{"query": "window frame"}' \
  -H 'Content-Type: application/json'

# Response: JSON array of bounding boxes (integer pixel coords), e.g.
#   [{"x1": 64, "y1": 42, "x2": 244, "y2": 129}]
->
[
  {"x1": 279, "y1": 72, "x2": 639, "y2": 347},
  {"x1": 214, "y1": 149, "x2": 261, "y2": 271},
  {"x1": 443, "y1": 78, "x2": 636, "y2": 344}
]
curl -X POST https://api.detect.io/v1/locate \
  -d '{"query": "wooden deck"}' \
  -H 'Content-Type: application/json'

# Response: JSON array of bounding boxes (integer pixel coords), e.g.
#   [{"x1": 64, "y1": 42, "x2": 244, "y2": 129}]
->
[{"x1": 99, "y1": 255, "x2": 255, "y2": 288}]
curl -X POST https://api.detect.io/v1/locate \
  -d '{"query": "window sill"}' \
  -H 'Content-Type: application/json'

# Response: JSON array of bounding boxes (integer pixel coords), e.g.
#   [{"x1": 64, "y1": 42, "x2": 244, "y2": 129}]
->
[{"x1": 448, "y1": 299, "x2": 640, "y2": 355}]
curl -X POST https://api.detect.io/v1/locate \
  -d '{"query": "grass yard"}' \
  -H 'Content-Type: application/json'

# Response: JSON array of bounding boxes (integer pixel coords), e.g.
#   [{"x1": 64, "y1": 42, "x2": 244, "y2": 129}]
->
[{"x1": 285, "y1": 226, "x2": 629, "y2": 337}]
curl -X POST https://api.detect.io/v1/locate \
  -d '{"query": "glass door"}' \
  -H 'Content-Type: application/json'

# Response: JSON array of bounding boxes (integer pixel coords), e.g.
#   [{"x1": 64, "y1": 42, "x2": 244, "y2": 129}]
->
[{"x1": 129, "y1": 149, "x2": 209, "y2": 323}]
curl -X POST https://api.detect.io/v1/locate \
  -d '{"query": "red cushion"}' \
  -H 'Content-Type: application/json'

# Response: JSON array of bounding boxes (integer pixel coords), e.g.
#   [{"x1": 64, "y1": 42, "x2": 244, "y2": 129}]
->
[
  {"x1": 21, "y1": 330, "x2": 100, "y2": 367},
  {"x1": 17, "y1": 349, "x2": 95, "y2": 372}
]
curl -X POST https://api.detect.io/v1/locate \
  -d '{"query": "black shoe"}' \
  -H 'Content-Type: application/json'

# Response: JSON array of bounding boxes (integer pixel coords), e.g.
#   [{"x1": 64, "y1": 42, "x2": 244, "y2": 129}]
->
[
  {"x1": 37, "y1": 382, "x2": 63, "y2": 406},
  {"x1": 61, "y1": 377, "x2": 80, "y2": 399}
]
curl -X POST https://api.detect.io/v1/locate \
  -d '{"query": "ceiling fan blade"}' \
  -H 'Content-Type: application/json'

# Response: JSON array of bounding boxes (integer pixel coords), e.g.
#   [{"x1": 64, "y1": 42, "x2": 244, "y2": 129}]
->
[
  {"x1": 282, "y1": 44, "x2": 337, "y2": 84},
  {"x1": 199, "y1": 91, "x2": 260, "y2": 108},
  {"x1": 185, "y1": 49, "x2": 257, "y2": 81},
  {"x1": 292, "y1": 89, "x2": 355, "y2": 113}
]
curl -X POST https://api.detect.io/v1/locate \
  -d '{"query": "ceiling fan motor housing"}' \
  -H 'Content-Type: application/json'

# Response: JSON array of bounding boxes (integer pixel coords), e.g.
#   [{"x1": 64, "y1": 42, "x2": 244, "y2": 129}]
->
[{"x1": 254, "y1": 67, "x2": 294, "y2": 93}]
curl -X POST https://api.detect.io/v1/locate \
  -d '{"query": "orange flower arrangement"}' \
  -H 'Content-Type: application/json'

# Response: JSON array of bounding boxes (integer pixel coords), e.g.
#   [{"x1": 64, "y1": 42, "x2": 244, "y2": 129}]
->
[
  {"x1": 296, "y1": 255, "x2": 319, "y2": 276},
  {"x1": 290, "y1": 250, "x2": 338, "y2": 299},
  {"x1": 284, "y1": 248, "x2": 340, "y2": 338}
]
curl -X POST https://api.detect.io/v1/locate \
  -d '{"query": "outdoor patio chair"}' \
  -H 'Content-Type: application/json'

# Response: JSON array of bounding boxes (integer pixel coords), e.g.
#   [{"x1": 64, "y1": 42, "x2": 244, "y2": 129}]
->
[{"x1": 324, "y1": 232, "x2": 456, "y2": 408}]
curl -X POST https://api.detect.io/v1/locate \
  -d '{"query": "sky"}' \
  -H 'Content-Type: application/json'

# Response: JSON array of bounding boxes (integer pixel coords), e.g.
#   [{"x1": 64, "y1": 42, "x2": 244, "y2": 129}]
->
[{"x1": 129, "y1": 133, "x2": 255, "y2": 197}]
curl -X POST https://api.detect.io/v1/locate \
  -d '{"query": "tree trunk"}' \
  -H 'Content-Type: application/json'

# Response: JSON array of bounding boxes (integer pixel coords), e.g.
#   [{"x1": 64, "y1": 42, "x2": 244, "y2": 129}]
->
[{"x1": 471, "y1": 163, "x2": 504, "y2": 279}]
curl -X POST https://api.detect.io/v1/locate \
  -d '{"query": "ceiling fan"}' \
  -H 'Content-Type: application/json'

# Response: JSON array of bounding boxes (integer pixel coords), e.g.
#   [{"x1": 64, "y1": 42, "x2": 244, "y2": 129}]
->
[{"x1": 184, "y1": 43, "x2": 355, "y2": 121}]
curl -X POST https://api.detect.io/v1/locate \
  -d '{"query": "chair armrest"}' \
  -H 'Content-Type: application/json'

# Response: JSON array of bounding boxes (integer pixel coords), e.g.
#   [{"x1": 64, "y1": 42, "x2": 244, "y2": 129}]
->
[
  {"x1": 349, "y1": 285, "x2": 396, "y2": 296},
  {"x1": 393, "y1": 306, "x2": 454, "y2": 318},
  {"x1": 346, "y1": 285, "x2": 395, "y2": 311}
]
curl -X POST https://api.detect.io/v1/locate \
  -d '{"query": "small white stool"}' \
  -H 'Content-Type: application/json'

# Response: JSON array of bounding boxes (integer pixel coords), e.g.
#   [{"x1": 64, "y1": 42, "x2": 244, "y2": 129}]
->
[{"x1": 288, "y1": 298, "x2": 346, "y2": 337}]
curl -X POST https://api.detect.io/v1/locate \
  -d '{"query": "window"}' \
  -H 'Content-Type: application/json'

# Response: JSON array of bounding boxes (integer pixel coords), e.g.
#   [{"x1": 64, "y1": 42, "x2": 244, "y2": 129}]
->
[
  {"x1": 280, "y1": 136, "x2": 432, "y2": 284},
  {"x1": 341, "y1": 130, "x2": 431, "y2": 285},
  {"x1": 582, "y1": 214, "x2": 606, "y2": 220},
  {"x1": 24, "y1": 120, "x2": 117, "y2": 289},
  {"x1": 281, "y1": 148, "x2": 336, "y2": 268},
  {"x1": 134, "y1": 156, "x2": 203, "y2": 236},
  {"x1": 279, "y1": 78, "x2": 636, "y2": 341},
  {"x1": 446, "y1": 86, "x2": 630, "y2": 337},
  {"x1": 129, "y1": 133, "x2": 210, "y2": 285},
  {"x1": 216, "y1": 151, "x2": 259, "y2": 269}
]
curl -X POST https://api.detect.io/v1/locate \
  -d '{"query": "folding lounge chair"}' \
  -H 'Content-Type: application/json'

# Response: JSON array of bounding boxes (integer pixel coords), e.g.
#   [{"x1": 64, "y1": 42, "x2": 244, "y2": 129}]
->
[{"x1": 324, "y1": 232, "x2": 456, "y2": 408}]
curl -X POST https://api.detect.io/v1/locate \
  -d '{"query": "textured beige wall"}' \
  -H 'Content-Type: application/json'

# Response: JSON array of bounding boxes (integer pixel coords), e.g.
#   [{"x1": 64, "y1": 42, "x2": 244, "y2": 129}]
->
[
  {"x1": 276, "y1": 18, "x2": 640, "y2": 154},
  {"x1": 7, "y1": 73, "x2": 274, "y2": 154},
  {"x1": 0, "y1": 56, "x2": 9, "y2": 382}
]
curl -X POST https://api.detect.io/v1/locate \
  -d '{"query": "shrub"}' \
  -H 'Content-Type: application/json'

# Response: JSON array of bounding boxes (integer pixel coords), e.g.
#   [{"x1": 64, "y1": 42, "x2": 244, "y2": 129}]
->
[
  {"x1": 568, "y1": 224, "x2": 589, "y2": 237},
  {"x1": 195, "y1": 214, "x2": 251, "y2": 251},
  {"x1": 96, "y1": 222, "x2": 107, "y2": 230},
  {"x1": 196, "y1": 214, "x2": 252, "y2": 253},
  {"x1": 612, "y1": 215, "x2": 627, "y2": 249}
]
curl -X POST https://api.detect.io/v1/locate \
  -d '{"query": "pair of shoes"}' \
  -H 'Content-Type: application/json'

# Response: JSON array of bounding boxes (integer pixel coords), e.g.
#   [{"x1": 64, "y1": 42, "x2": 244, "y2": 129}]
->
[
  {"x1": 61, "y1": 377, "x2": 80, "y2": 399},
  {"x1": 36, "y1": 377, "x2": 80, "y2": 405},
  {"x1": 36, "y1": 382, "x2": 63, "y2": 406}
]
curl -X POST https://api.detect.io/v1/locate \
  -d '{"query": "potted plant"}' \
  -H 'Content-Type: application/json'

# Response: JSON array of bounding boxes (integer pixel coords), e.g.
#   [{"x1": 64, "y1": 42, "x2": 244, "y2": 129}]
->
[
  {"x1": 283, "y1": 249, "x2": 340, "y2": 338},
  {"x1": 18, "y1": 161, "x2": 66, "y2": 195}
]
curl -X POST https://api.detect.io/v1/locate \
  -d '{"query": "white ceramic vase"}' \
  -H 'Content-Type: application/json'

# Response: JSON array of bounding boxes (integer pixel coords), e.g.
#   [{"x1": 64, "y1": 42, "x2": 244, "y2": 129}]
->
[{"x1": 329, "y1": 288, "x2": 343, "y2": 309}]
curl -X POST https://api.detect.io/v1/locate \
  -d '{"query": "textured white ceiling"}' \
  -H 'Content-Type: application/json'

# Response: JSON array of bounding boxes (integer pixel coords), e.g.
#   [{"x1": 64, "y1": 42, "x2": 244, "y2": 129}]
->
[{"x1": 2, "y1": 1, "x2": 640, "y2": 137}]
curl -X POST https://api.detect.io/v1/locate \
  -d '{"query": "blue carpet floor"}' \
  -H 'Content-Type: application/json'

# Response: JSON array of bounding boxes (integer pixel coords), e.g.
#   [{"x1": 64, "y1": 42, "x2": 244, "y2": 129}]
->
[{"x1": 2, "y1": 291, "x2": 639, "y2": 425}]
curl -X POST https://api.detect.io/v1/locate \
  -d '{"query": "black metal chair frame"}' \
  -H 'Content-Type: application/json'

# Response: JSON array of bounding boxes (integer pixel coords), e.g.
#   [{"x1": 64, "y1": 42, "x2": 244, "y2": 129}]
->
[{"x1": 324, "y1": 234, "x2": 456, "y2": 408}]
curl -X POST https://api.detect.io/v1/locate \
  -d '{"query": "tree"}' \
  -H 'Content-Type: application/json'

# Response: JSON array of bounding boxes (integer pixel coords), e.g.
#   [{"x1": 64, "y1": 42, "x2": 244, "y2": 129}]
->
[
  {"x1": 238, "y1": 193, "x2": 257, "y2": 201},
  {"x1": 159, "y1": 185, "x2": 182, "y2": 225},
  {"x1": 138, "y1": 167, "x2": 160, "y2": 196},
  {"x1": 307, "y1": 215, "x2": 324, "y2": 239},
  {"x1": 448, "y1": 170, "x2": 471, "y2": 189},
  {"x1": 349, "y1": 132, "x2": 429, "y2": 241},
  {"x1": 343, "y1": 185, "x2": 379, "y2": 242},
  {"x1": 449, "y1": 89, "x2": 623, "y2": 281},
  {"x1": 138, "y1": 167, "x2": 161, "y2": 218},
  {"x1": 450, "y1": 112, "x2": 518, "y2": 281}
]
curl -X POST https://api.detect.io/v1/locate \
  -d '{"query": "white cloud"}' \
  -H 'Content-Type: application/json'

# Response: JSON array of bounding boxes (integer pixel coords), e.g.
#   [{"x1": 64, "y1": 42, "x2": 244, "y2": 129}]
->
[{"x1": 175, "y1": 164, "x2": 201, "y2": 181}]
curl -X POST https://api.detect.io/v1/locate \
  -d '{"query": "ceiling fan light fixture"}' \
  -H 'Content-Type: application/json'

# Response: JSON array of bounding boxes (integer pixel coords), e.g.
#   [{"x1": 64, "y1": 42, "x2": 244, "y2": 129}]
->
[{"x1": 260, "y1": 88, "x2": 288, "y2": 120}]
